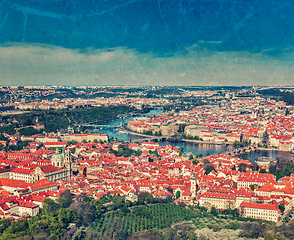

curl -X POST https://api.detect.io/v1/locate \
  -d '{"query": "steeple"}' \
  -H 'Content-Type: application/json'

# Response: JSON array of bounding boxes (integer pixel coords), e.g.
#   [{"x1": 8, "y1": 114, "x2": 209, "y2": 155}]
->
[
  {"x1": 190, "y1": 171, "x2": 197, "y2": 199},
  {"x1": 64, "y1": 148, "x2": 72, "y2": 178},
  {"x1": 191, "y1": 172, "x2": 196, "y2": 180}
]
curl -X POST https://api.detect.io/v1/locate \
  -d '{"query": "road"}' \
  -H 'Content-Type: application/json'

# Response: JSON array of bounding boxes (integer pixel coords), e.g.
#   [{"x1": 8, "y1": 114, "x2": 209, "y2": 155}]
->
[{"x1": 276, "y1": 208, "x2": 293, "y2": 226}]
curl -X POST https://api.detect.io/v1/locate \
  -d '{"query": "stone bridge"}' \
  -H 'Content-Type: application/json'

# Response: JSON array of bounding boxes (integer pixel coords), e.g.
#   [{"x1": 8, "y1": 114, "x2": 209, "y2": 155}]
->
[
  {"x1": 222, "y1": 144, "x2": 258, "y2": 157},
  {"x1": 132, "y1": 136, "x2": 170, "y2": 143}
]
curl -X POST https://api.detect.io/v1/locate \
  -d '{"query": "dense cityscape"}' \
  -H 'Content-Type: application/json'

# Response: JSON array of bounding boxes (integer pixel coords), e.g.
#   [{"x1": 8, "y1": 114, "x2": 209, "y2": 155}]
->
[
  {"x1": 0, "y1": 86, "x2": 293, "y2": 239},
  {"x1": 2, "y1": 0, "x2": 294, "y2": 238}
]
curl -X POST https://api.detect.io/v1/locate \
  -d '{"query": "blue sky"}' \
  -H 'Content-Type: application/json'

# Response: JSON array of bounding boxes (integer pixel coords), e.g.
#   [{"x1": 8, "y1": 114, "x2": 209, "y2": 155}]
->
[{"x1": 0, "y1": 0, "x2": 294, "y2": 86}]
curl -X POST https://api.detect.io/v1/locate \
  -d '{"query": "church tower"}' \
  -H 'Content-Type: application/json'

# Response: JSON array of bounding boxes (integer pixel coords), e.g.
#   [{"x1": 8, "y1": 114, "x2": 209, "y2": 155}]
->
[
  {"x1": 64, "y1": 148, "x2": 72, "y2": 178},
  {"x1": 190, "y1": 172, "x2": 197, "y2": 199},
  {"x1": 262, "y1": 130, "x2": 269, "y2": 145}
]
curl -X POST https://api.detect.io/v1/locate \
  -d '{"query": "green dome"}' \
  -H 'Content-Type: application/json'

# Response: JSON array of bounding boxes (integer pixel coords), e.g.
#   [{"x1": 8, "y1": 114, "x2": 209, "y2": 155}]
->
[{"x1": 51, "y1": 148, "x2": 64, "y2": 161}]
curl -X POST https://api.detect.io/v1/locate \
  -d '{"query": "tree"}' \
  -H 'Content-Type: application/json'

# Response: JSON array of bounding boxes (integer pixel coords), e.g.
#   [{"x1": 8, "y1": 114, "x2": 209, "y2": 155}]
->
[
  {"x1": 238, "y1": 163, "x2": 248, "y2": 172},
  {"x1": 178, "y1": 146, "x2": 183, "y2": 156},
  {"x1": 57, "y1": 190, "x2": 73, "y2": 208},
  {"x1": 279, "y1": 203, "x2": 285, "y2": 214},
  {"x1": 264, "y1": 233, "x2": 275, "y2": 240},
  {"x1": 19, "y1": 127, "x2": 40, "y2": 136},
  {"x1": 240, "y1": 134, "x2": 243, "y2": 143},
  {"x1": 210, "y1": 206, "x2": 217, "y2": 216},
  {"x1": 0, "y1": 219, "x2": 11, "y2": 234},
  {"x1": 274, "y1": 170, "x2": 284, "y2": 180},
  {"x1": 252, "y1": 221, "x2": 268, "y2": 238},
  {"x1": 249, "y1": 184, "x2": 257, "y2": 191},
  {"x1": 0, "y1": 134, "x2": 7, "y2": 141},
  {"x1": 69, "y1": 200, "x2": 93, "y2": 227},
  {"x1": 79, "y1": 126, "x2": 86, "y2": 132},
  {"x1": 3, "y1": 219, "x2": 29, "y2": 238},
  {"x1": 120, "y1": 207, "x2": 131, "y2": 214},
  {"x1": 239, "y1": 221, "x2": 268, "y2": 238},
  {"x1": 176, "y1": 191, "x2": 180, "y2": 199},
  {"x1": 73, "y1": 230, "x2": 86, "y2": 240},
  {"x1": 123, "y1": 150, "x2": 132, "y2": 157},
  {"x1": 226, "y1": 221, "x2": 240, "y2": 230},
  {"x1": 204, "y1": 165, "x2": 215, "y2": 175},
  {"x1": 178, "y1": 124, "x2": 186, "y2": 133},
  {"x1": 284, "y1": 162, "x2": 294, "y2": 176},
  {"x1": 42, "y1": 198, "x2": 60, "y2": 214},
  {"x1": 276, "y1": 158, "x2": 289, "y2": 171},
  {"x1": 203, "y1": 159, "x2": 210, "y2": 165},
  {"x1": 192, "y1": 159, "x2": 199, "y2": 165},
  {"x1": 135, "y1": 150, "x2": 142, "y2": 156},
  {"x1": 189, "y1": 154, "x2": 194, "y2": 160},
  {"x1": 200, "y1": 206, "x2": 207, "y2": 212},
  {"x1": 125, "y1": 200, "x2": 132, "y2": 208}
]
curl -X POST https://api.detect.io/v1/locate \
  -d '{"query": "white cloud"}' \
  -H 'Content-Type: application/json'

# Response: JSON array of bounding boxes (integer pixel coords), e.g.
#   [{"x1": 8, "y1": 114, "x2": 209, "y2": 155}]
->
[{"x1": 0, "y1": 43, "x2": 293, "y2": 86}]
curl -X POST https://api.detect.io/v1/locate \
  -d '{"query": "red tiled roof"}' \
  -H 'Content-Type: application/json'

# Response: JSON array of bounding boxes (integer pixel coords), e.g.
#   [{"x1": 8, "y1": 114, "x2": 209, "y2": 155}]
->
[
  {"x1": 201, "y1": 192, "x2": 236, "y2": 200},
  {"x1": 0, "y1": 178, "x2": 31, "y2": 189},
  {"x1": 182, "y1": 188, "x2": 192, "y2": 196},
  {"x1": 44, "y1": 142, "x2": 67, "y2": 146},
  {"x1": 240, "y1": 202, "x2": 278, "y2": 210},
  {"x1": 0, "y1": 190, "x2": 11, "y2": 197},
  {"x1": 11, "y1": 168, "x2": 33, "y2": 174},
  {"x1": 28, "y1": 194, "x2": 47, "y2": 202},
  {"x1": 30, "y1": 179, "x2": 57, "y2": 191},
  {"x1": 0, "y1": 203, "x2": 9, "y2": 210},
  {"x1": 18, "y1": 200, "x2": 39, "y2": 209},
  {"x1": 39, "y1": 165, "x2": 62, "y2": 174}
]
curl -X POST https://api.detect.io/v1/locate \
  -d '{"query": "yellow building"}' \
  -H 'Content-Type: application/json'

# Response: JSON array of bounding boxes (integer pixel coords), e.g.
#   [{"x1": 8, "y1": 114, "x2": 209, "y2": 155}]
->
[
  {"x1": 197, "y1": 192, "x2": 236, "y2": 210},
  {"x1": 239, "y1": 202, "x2": 278, "y2": 222}
]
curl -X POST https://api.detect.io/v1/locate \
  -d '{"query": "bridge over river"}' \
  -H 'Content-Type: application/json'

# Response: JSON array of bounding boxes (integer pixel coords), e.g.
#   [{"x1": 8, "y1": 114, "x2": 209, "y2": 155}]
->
[
  {"x1": 82, "y1": 124, "x2": 121, "y2": 128},
  {"x1": 82, "y1": 123, "x2": 262, "y2": 157},
  {"x1": 132, "y1": 136, "x2": 259, "y2": 157},
  {"x1": 221, "y1": 144, "x2": 259, "y2": 157},
  {"x1": 132, "y1": 135, "x2": 172, "y2": 143}
]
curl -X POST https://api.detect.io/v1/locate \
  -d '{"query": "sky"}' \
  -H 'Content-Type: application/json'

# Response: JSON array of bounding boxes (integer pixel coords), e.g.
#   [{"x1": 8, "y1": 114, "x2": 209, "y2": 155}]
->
[{"x1": 0, "y1": 0, "x2": 294, "y2": 86}]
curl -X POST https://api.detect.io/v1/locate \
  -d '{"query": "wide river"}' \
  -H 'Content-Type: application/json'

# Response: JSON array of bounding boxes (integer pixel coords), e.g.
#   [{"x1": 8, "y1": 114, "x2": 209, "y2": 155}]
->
[{"x1": 89, "y1": 109, "x2": 294, "y2": 163}]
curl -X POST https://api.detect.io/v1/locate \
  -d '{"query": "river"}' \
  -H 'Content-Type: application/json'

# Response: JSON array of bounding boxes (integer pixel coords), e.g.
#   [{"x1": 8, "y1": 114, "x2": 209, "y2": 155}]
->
[
  {"x1": 88, "y1": 108, "x2": 294, "y2": 163},
  {"x1": 89, "y1": 108, "x2": 164, "y2": 142}
]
